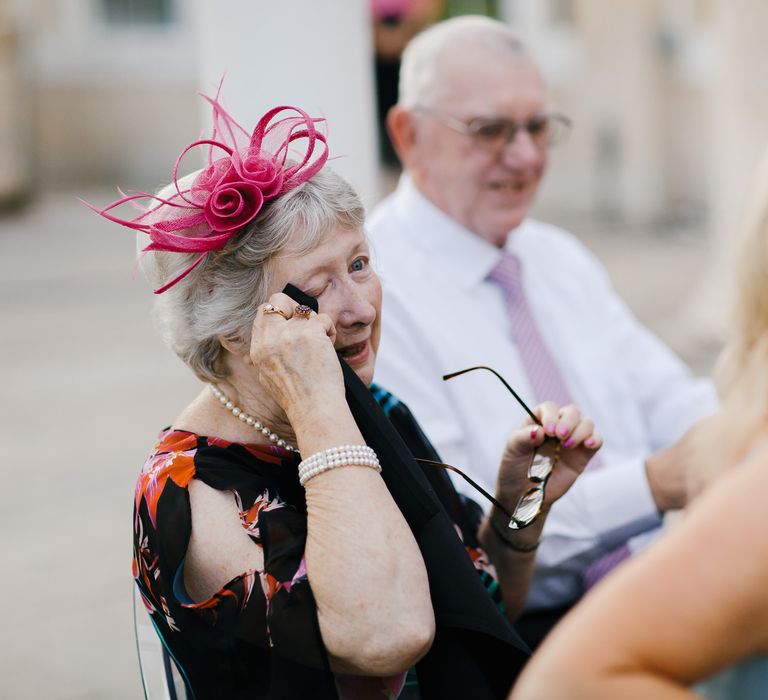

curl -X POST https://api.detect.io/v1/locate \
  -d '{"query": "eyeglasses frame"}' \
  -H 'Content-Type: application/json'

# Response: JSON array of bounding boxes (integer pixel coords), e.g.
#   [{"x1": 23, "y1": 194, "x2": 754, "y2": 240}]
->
[
  {"x1": 415, "y1": 107, "x2": 572, "y2": 149},
  {"x1": 415, "y1": 365, "x2": 560, "y2": 531}
]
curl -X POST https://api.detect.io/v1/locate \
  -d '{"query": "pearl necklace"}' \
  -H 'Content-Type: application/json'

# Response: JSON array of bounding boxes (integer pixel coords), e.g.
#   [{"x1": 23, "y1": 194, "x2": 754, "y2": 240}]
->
[{"x1": 208, "y1": 384, "x2": 296, "y2": 452}]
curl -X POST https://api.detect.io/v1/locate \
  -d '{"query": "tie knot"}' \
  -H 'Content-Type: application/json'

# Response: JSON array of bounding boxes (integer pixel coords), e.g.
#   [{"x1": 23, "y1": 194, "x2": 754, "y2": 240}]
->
[{"x1": 487, "y1": 252, "x2": 524, "y2": 301}]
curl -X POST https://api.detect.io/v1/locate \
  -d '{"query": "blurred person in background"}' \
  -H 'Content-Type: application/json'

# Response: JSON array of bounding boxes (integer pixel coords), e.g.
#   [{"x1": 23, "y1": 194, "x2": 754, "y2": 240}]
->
[
  {"x1": 371, "y1": 0, "x2": 445, "y2": 165},
  {"x1": 367, "y1": 14, "x2": 718, "y2": 647},
  {"x1": 510, "y1": 146, "x2": 768, "y2": 700},
  {"x1": 88, "y1": 90, "x2": 603, "y2": 698}
]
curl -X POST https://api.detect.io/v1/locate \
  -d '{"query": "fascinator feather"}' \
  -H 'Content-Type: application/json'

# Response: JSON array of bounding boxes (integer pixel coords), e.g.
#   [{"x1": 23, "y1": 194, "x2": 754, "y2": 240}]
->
[{"x1": 82, "y1": 85, "x2": 328, "y2": 293}]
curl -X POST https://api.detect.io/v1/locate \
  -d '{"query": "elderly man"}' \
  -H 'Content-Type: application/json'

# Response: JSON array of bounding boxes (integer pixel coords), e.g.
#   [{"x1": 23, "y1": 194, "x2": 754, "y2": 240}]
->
[{"x1": 368, "y1": 15, "x2": 718, "y2": 643}]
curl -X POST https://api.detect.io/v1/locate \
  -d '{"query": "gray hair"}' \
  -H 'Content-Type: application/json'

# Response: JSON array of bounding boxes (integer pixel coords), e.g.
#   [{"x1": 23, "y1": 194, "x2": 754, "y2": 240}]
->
[
  {"x1": 399, "y1": 15, "x2": 527, "y2": 109},
  {"x1": 140, "y1": 166, "x2": 364, "y2": 382}
]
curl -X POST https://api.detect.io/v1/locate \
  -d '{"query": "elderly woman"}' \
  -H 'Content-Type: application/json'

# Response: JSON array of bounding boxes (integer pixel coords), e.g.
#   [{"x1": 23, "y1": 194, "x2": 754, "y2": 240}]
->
[{"x1": 90, "y1": 93, "x2": 601, "y2": 699}]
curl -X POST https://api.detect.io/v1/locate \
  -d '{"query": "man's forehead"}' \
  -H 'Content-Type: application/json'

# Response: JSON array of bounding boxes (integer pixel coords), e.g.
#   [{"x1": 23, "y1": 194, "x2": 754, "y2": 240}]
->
[{"x1": 432, "y1": 51, "x2": 547, "y2": 115}]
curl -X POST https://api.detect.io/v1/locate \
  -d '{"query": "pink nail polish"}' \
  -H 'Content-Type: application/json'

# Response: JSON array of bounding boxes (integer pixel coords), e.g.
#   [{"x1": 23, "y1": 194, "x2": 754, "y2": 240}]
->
[
  {"x1": 564, "y1": 438, "x2": 575, "y2": 449},
  {"x1": 557, "y1": 424, "x2": 570, "y2": 437},
  {"x1": 585, "y1": 437, "x2": 597, "y2": 448},
  {"x1": 530, "y1": 427, "x2": 539, "y2": 439},
  {"x1": 546, "y1": 423, "x2": 556, "y2": 434}
]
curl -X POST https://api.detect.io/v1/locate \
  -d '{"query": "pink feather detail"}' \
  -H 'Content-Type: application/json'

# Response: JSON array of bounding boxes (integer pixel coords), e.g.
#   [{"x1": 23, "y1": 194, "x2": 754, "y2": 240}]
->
[{"x1": 82, "y1": 84, "x2": 329, "y2": 293}]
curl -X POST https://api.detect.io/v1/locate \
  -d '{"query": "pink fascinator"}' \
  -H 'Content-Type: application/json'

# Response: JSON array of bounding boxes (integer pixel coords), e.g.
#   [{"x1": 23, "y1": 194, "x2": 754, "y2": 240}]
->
[{"x1": 83, "y1": 87, "x2": 328, "y2": 293}]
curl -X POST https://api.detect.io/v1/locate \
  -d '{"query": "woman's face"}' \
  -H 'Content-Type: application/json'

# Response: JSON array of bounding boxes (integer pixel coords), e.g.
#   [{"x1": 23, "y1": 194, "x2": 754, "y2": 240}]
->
[{"x1": 269, "y1": 226, "x2": 382, "y2": 386}]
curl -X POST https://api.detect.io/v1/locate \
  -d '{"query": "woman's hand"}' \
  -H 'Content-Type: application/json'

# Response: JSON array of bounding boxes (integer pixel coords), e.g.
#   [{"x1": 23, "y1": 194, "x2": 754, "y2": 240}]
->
[
  {"x1": 482, "y1": 403, "x2": 602, "y2": 620},
  {"x1": 246, "y1": 293, "x2": 346, "y2": 414},
  {"x1": 496, "y1": 402, "x2": 602, "y2": 513}
]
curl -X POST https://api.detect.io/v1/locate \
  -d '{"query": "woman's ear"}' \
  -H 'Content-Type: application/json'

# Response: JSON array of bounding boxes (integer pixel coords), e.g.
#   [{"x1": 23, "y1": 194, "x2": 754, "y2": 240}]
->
[
  {"x1": 218, "y1": 336, "x2": 239, "y2": 354},
  {"x1": 386, "y1": 106, "x2": 418, "y2": 168}
]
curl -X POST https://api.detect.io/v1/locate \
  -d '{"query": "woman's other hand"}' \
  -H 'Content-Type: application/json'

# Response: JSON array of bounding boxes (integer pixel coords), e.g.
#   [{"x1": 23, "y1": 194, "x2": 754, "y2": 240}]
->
[
  {"x1": 481, "y1": 403, "x2": 602, "y2": 620},
  {"x1": 496, "y1": 401, "x2": 602, "y2": 511}
]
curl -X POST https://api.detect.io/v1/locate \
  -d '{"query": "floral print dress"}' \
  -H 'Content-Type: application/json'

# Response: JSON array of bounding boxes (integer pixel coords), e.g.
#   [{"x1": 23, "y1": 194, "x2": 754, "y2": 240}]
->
[{"x1": 133, "y1": 385, "x2": 505, "y2": 699}]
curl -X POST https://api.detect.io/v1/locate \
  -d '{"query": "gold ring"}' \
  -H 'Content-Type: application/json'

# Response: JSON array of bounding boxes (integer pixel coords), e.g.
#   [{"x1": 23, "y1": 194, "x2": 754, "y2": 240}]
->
[
  {"x1": 294, "y1": 304, "x2": 313, "y2": 319},
  {"x1": 263, "y1": 303, "x2": 287, "y2": 319}
]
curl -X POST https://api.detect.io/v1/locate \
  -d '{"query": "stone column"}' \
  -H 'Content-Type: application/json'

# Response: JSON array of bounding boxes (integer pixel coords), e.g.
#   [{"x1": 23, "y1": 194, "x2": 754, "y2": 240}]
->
[
  {"x1": 576, "y1": 0, "x2": 665, "y2": 222},
  {"x1": 190, "y1": 0, "x2": 381, "y2": 206},
  {"x1": 709, "y1": 0, "x2": 768, "y2": 253},
  {"x1": 685, "y1": 0, "x2": 768, "y2": 350}
]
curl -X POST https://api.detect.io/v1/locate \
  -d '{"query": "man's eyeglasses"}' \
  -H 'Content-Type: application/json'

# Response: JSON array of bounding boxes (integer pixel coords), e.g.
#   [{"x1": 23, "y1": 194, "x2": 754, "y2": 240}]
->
[
  {"x1": 414, "y1": 365, "x2": 560, "y2": 530},
  {"x1": 416, "y1": 108, "x2": 572, "y2": 150}
]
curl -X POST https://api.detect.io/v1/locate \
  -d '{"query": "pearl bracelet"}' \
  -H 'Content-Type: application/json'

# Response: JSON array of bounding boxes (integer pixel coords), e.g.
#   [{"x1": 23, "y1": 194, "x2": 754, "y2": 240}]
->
[{"x1": 298, "y1": 444, "x2": 382, "y2": 487}]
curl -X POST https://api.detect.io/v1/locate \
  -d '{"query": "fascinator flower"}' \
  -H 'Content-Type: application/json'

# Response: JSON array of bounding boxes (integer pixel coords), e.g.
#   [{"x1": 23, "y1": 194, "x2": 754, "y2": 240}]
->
[{"x1": 83, "y1": 87, "x2": 328, "y2": 293}]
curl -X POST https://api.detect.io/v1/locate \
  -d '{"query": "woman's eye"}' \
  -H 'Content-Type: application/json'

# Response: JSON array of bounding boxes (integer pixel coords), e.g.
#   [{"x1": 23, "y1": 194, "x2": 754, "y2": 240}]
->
[{"x1": 350, "y1": 258, "x2": 367, "y2": 273}]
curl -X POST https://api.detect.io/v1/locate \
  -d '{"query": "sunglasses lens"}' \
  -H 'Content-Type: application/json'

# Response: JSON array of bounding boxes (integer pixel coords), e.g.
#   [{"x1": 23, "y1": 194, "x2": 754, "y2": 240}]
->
[
  {"x1": 509, "y1": 487, "x2": 544, "y2": 529},
  {"x1": 528, "y1": 452, "x2": 554, "y2": 482}
]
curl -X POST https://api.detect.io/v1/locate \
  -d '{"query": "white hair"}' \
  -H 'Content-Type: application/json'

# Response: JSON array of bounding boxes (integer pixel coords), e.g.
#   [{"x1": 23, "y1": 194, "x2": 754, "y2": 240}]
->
[
  {"x1": 138, "y1": 166, "x2": 365, "y2": 382},
  {"x1": 398, "y1": 15, "x2": 528, "y2": 109}
]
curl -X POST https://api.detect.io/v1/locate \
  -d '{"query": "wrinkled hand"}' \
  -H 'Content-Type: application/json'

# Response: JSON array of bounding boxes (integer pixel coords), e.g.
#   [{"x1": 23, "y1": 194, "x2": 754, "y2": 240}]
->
[
  {"x1": 496, "y1": 402, "x2": 602, "y2": 512},
  {"x1": 247, "y1": 293, "x2": 346, "y2": 414}
]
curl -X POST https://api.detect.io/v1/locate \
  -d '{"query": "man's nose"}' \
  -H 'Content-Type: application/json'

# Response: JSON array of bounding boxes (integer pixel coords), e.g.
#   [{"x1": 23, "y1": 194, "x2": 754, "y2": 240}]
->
[{"x1": 500, "y1": 129, "x2": 543, "y2": 166}]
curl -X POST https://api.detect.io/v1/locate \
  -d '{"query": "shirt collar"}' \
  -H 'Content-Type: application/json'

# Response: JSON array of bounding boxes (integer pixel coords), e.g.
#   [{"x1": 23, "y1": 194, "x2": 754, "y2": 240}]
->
[{"x1": 392, "y1": 174, "x2": 521, "y2": 289}]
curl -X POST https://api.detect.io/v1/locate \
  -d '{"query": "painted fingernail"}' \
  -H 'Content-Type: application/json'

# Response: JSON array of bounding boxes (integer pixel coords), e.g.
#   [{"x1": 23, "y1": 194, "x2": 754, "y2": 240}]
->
[
  {"x1": 557, "y1": 424, "x2": 570, "y2": 437},
  {"x1": 546, "y1": 423, "x2": 556, "y2": 434},
  {"x1": 530, "y1": 427, "x2": 539, "y2": 439},
  {"x1": 585, "y1": 437, "x2": 597, "y2": 448}
]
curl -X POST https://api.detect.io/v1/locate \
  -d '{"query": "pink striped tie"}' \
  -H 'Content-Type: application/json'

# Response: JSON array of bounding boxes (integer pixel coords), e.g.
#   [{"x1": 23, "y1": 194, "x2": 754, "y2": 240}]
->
[
  {"x1": 487, "y1": 252, "x2": 573, "y2": 407},
  {"x1": 490, "y1": 252, "x2": 617, "y2": 583},
  {"x1": 488, "y1": 252, "x2": 603, "y2": 473}
]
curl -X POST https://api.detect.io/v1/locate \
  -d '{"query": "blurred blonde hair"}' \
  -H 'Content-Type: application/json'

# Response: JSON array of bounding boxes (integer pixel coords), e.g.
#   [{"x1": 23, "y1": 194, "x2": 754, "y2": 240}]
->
[{"x1": 690, "y1": 147, "x2": 768, "y2": 493}]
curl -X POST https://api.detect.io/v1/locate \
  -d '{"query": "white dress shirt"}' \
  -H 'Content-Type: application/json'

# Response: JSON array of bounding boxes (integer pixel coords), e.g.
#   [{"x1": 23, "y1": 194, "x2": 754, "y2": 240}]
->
[{"x1": 367, "y1": 175, "x2": 719, "y2": 610}]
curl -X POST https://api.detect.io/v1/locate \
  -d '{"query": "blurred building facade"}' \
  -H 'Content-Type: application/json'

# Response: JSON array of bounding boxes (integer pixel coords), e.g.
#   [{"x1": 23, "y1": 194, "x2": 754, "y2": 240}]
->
[
  {"x1": 1, "y1": 0, "x2": 768, "y2": 238},
  {"x1": 1, "y1": 0, "x2": 198, "y2": 196},
  {"x1": 501, "y1": 0, "x2": 768, "y2": 241}
]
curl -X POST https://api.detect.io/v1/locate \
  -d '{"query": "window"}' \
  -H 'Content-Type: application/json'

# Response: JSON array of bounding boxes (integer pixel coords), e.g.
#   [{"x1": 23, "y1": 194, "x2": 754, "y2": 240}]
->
[{"x1": 99, "y1": 0, "x2": 174, "y2": 26}]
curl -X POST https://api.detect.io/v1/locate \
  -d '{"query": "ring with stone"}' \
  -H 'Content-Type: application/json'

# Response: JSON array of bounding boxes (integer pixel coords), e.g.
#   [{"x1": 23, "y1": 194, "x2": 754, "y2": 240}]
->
[
  {"x1": 263, "y1": 303, "x2": 287, "y2": 319},
  {"x1": 294, "y1": 304, "x2": 314, "y2": 319}
]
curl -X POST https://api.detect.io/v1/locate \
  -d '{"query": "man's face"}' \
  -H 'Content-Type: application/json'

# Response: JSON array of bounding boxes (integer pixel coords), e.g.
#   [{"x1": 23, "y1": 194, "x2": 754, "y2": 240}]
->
[{"x1": 406, "y1": 51, "x2": 549, "y2": 247}]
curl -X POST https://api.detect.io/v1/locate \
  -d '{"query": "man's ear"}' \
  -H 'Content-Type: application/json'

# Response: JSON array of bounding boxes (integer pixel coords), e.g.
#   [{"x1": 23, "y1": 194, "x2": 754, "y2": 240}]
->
[{"x1": 386, "y1": 105, "x2": 418, "y2": 168}]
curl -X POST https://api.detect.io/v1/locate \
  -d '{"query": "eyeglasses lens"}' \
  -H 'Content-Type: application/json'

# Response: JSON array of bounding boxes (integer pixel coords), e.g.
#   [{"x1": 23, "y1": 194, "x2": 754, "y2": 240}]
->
[
  {"x1": 470, "y1": 115, "x2": 569, "y2": 149},
  {"x1": 528, "y1": 452, "x2": 554, "y2": 482},
  {"x1": 509, "y1": 487, "x2": 544, "y2": 529}
]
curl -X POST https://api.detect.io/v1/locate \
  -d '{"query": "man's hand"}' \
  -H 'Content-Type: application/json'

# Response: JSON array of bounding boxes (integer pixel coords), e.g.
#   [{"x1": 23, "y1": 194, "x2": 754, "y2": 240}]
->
[{"x1": 644, "y1": 416, "x2": 716, "y2": 512}]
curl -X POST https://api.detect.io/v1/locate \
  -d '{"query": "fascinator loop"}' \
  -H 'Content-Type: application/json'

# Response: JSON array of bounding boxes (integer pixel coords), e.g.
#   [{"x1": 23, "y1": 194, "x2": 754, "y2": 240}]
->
[{"x1": 83, "y1": 88, "x2": 329, "y2": 293}]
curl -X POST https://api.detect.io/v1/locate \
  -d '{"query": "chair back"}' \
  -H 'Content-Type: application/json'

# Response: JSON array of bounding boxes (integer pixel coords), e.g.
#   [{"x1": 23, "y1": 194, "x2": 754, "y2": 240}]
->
[{"x1": 133, "y1": 585, "x2": 189, "y2": 699}]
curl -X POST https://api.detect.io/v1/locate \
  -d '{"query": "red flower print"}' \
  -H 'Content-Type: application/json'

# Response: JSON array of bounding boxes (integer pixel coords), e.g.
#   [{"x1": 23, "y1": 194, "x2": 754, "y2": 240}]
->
[
  {"x1": 135, "y1": 431, "x2": 197, "y2": 527},
  {"x1": 236, "y1": 490, "x2": 284, "y2": 540}
]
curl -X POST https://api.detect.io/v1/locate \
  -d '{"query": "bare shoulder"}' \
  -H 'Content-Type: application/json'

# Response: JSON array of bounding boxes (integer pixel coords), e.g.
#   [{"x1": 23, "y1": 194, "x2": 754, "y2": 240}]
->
[
  {"x1": 511, "y1": 442, "x2": 768, "y2": 697},
  {"x1": 184, "y1": 479, "x2": 264, "y2": 602},
  {"x1": 688, "y1": 438, "x2": 768, "y2": 531},
  {"x1": 653, "y1": 442, "x2": 768, "y2": 652}
]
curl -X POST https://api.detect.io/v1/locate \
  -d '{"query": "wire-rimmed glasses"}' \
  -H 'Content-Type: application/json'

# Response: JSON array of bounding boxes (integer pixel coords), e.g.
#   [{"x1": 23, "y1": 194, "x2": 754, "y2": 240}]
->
[
  {"x1": 414, "y1": 365, "x2": 560, "y2": 530},
  {"x1": 416, "y1": 107, "x2": 572, "y2": 150}
]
